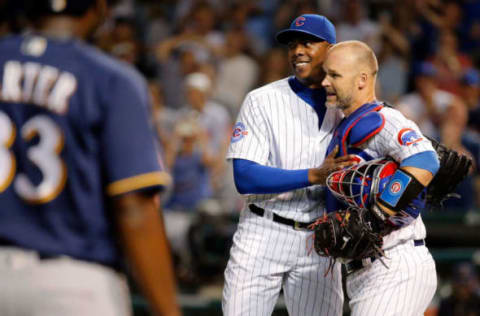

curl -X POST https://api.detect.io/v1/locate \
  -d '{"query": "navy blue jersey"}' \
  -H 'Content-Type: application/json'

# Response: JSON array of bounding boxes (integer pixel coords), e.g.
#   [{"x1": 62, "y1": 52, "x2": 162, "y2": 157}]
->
[{"x1": 0, "y1": 34, "x2": 168, "y2": 267}]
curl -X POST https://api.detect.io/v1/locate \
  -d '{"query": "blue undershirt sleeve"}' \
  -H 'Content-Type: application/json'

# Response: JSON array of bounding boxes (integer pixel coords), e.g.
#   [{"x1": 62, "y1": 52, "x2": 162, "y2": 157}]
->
[
  {"x1": 400, "y1": 150, "x2": 440, "y2": 175},
  {"x1": 232, "y1": 159, "x2": 311, "y2": 194}
]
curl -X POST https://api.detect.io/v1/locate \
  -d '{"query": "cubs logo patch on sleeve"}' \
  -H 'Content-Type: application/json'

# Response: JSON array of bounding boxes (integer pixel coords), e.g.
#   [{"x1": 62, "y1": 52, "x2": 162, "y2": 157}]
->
[
  {"x1": 397, "y1": 128, "x2": 423, "y2": 146},
  {"x1": 231, "y1": 122, "x2": 248, "y2": 143}
]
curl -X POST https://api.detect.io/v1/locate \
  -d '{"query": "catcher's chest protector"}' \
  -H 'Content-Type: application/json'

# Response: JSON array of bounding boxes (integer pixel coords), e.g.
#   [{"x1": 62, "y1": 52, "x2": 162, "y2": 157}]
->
[{"x1": 326, "y1": 102, "x2": 385, "y2": 212}]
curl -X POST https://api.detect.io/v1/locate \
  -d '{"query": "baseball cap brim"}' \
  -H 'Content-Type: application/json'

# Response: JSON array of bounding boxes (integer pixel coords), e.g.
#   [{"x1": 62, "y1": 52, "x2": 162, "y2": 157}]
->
[{"x1": 276, "y1": 29, "x2": 327, "y2": 45}]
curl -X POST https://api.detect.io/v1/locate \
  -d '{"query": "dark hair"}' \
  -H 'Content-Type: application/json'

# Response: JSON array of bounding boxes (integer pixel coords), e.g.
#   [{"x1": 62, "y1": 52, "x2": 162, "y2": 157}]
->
[{"x1": 10, "y1": 0, "x2": 97, "y2": 19}]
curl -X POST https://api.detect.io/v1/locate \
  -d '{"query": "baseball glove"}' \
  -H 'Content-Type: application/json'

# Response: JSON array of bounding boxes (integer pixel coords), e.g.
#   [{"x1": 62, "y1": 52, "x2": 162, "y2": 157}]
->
[
  {"x1": 310, "y1": 207, "x2": 386, "y2": 261},
  {"x1": 426, "y1": 137, "x2": 473, "y2": 208}
]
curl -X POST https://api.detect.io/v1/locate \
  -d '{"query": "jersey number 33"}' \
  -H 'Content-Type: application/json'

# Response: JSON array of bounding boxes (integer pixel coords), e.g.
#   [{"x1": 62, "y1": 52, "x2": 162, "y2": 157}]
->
[{"x1": 0, "y1": 111, "x2": 66, "y2": 204}]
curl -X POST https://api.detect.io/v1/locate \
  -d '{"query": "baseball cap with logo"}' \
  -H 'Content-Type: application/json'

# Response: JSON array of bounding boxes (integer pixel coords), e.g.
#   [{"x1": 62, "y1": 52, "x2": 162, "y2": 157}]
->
[{"x1": 276, "y1": 14, "x2": 336, "y2": 45}]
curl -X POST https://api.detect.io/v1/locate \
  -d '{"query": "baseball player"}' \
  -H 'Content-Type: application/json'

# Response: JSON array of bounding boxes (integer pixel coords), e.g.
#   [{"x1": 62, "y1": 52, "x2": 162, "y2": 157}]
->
[
  {"x1": 222, "y1": 14, "x2": 357, "y2": 316},
  {"x1": 321, "y1": 40, "x2": 439, "y2": 315},
  {"x1": 0, "y1": 1, "x2": 180, "y2": 315}
]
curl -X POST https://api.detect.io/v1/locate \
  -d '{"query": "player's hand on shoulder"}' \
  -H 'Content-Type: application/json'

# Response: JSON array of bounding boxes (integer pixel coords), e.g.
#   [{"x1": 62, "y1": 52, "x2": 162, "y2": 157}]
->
[{"x1": 308, "y1": 146, "x2": 358, "y2": 185}]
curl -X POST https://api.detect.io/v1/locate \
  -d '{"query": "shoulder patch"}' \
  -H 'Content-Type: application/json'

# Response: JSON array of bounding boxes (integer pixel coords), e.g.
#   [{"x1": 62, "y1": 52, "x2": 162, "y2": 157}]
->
[
  {"x1": 349, "y1": 111, "x2": 385, "y2": 146},
  {"x1": 231, "y1": 122, "x2": 248, "y2": 143},
  {"x1": 397, "y1": 128, "x2": 423, "y2": 146}
]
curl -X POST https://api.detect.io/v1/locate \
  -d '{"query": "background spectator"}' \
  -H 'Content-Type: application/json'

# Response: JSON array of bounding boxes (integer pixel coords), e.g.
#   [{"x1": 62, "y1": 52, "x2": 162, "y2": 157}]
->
[
  {"x1": 438, "y1": 262, "x2": 480, "y2": 316},
  {"x1": 336, "y1": 0, "x2": 380, "y2": 52},
  {"x1": 397, "y1": 62, "x2": 467, "y2": 149},
  {"x1": 212, "y1": 28, "x2": 259, "y2": 118}
]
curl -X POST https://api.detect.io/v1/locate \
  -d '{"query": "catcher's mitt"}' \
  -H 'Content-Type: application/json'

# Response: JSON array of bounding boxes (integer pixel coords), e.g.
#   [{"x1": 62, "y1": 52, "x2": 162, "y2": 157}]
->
[
  {"x1": 310, "y1": 207, "x2": 385, "y2": 261},
  {"x1": 426, "y1": 137, "x2": 473, "y2": 208}
]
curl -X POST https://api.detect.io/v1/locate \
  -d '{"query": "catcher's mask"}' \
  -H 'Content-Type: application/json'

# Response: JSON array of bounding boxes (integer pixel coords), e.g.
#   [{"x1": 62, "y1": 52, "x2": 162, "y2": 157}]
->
[{"x1": 327, "y1": 158, "x2": 398, "y2": 210}]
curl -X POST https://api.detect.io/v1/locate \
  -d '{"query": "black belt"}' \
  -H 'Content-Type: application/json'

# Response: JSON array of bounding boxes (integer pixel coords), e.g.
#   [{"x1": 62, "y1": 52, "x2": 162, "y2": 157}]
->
[
  {"x1": 344, "y1": 239, "x2": 425, "y2": 275},
  {"x1": 248, "y1": 204, "x2": 315, "y2": 230}
]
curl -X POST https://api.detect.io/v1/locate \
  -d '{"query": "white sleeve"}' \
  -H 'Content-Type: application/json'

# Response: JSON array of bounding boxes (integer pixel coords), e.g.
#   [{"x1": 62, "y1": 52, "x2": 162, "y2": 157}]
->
[
  {"x1": 369, "y1": 108, "x2": 435, "y2": 162},
  {"x1": 226, "y1": 93, "x2": 270, "y2": 164}
]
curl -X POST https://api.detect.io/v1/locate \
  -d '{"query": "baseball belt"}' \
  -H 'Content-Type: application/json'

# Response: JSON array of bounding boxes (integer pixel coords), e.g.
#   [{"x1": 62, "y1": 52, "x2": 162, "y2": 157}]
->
[
  {"x1": 248, "y1": 204, "x2": 315, "y2": 230},
  {"x1": 344, "y1": 239, "x2": 425, "y2": 275}
]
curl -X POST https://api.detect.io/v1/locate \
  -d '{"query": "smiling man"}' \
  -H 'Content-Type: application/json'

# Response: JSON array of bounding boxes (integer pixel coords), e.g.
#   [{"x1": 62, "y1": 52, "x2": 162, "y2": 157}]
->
[{"x1": 222, "y1": 14, "x2": 356, "y2": 316}]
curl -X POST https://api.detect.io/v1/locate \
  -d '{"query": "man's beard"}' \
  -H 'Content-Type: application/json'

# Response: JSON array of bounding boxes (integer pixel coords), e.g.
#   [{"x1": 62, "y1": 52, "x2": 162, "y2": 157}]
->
[{"x1": 326, "y1": 93, "x2": 352, "y2": 111}]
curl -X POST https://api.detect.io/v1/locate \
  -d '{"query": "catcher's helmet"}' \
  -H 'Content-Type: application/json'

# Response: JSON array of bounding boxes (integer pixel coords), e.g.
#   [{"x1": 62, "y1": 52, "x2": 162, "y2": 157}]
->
[{"x1": 327, "y1": 158, "x2": 399, "y2": 210}]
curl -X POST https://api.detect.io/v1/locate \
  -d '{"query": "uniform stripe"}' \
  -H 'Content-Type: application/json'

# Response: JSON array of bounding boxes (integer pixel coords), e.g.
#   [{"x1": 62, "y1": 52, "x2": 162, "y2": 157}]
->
[{"x1": 106, "y1": 171, "x2": 170, "y2": 196}]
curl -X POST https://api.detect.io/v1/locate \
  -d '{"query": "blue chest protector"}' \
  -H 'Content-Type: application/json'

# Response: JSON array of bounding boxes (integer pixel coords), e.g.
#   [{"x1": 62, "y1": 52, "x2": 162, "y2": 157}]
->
[{"x1": 325, "y1": 102, "x2": 385, "y2": 212}]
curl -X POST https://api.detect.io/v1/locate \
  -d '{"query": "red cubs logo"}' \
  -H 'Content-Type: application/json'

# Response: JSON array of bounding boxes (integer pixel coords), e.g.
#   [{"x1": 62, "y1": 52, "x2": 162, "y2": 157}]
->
[
  {"x1": 295, "y1": 16, "x2": 306, "y2": 27},
  {"x1": 390, "y1": 181, "x2": 402, "y2": 194},
  {"x1": 231, "y1": 122, "x2": 248, "y2": 143},
  {"x1": 398, "y1": 128, "x2": 423, "y2": 146}
]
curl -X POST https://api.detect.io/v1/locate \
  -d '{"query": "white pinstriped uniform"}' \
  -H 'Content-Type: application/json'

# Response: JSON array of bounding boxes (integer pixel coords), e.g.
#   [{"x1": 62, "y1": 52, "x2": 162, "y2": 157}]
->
[
  {"x1": 345, "y1": 106, "x2": 437, "y2": 316},
  {"x1": 222, "y1": 77, "x2": 344, "y2": 316}
]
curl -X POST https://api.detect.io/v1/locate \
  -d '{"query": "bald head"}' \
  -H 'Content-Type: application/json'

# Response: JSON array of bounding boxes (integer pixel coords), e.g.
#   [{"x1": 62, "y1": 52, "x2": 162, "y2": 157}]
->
[
  {"x1": 328, "y1": 41, "x2": 378, "y2": 76},
  {"x1": 322, "y1": 40, "x2": 378, "y2": 116}
]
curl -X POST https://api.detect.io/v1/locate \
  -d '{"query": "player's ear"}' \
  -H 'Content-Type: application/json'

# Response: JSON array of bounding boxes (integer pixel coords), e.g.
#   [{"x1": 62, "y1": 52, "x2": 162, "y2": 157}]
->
[{"x1": 358, "y1": 72, "x2": 368, "y2": 90}]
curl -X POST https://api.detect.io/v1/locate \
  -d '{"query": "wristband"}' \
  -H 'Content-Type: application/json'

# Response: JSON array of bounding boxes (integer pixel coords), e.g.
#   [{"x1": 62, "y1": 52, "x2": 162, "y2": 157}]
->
[{"x1": 377, "y1": 168, "x2": 425, "y2": 213}]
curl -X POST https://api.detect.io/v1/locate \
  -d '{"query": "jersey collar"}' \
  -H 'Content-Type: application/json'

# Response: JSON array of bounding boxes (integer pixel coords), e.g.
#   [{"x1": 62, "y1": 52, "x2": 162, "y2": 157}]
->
[
  {"x1": 288, "y1": 76, "x2": 327, "y2": 129},
  {"x1": 287, "y1": 76, "x2": 326, "y2": 108}
]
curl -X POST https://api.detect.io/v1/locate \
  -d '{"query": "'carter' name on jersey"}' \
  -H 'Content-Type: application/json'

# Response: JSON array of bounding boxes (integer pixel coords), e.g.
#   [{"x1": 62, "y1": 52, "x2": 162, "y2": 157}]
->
[{"x1": 0, "y1": 60, "x2": 77, "y2": 114}]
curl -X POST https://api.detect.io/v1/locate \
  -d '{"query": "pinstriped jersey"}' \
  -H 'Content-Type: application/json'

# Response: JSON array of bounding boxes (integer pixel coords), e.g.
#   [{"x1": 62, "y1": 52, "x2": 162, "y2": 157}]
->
[
  {"x1": 360, "y1": 107, "x2": 435, "y2": 162},
  {"x1": 226, "y1": 77, "x2": 343, "y2": 222},
  {"x1": 344, "y1": 106, "x2": 435, "y2": 249}
]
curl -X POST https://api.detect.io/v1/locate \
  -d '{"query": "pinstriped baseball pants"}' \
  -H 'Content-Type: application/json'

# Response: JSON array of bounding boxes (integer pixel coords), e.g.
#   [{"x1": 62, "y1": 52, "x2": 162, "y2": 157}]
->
[
  {"x1": 222, "y1": 209, "x2": 344, "y2": 316},
  {"x1": 347, "y1": 241, "x2": 437, "y2": 316}
]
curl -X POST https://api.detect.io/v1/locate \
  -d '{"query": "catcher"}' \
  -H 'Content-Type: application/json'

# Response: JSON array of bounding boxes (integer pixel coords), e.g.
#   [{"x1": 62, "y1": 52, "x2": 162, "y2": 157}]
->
[{"x1": 311, "y1": 41, "x2": 471, "y2": 316}]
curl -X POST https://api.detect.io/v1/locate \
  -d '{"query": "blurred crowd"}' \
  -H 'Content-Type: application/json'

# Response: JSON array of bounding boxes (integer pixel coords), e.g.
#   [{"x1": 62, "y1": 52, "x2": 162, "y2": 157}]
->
[
  {"x1": 89, "y1": 0, "x2": 480, "y2": 212},
  {"x1": 434, "y1": 262, "x2": 480, "y2": 316},
  {"x1": 85, "y1": 0, "x2": 480, "y2": 298}
]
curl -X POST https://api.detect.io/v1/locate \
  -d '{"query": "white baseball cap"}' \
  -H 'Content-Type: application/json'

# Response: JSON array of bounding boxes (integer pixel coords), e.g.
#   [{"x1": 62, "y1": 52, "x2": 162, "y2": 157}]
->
[{"x1": 184, "y1": 72, "x2": 211, "y2": 93}]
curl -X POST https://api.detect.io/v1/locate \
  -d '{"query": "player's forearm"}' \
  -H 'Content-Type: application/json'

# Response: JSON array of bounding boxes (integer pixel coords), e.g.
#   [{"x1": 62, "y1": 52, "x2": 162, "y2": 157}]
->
[
  {"x1": 377, "y1": 166, "x2": 435, "y2": 216},
  {"x1": 376, "y1": 152, "x2": 439, "y2": 217},
  {"x1": 400, "y1": 166, "x2": 434, "y2": 186},
  {"x1": 233, "y1": 159, "x2": 310, "y2": 194},
  {"x1": 114, "y1": 193, "x2": 181, "y2": 316}
]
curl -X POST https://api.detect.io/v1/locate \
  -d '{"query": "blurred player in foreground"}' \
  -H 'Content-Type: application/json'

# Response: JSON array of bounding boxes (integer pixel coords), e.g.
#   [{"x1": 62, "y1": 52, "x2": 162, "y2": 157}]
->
[{"x1": 0, "y1": 0, "x2": 180, "y2": 315}]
